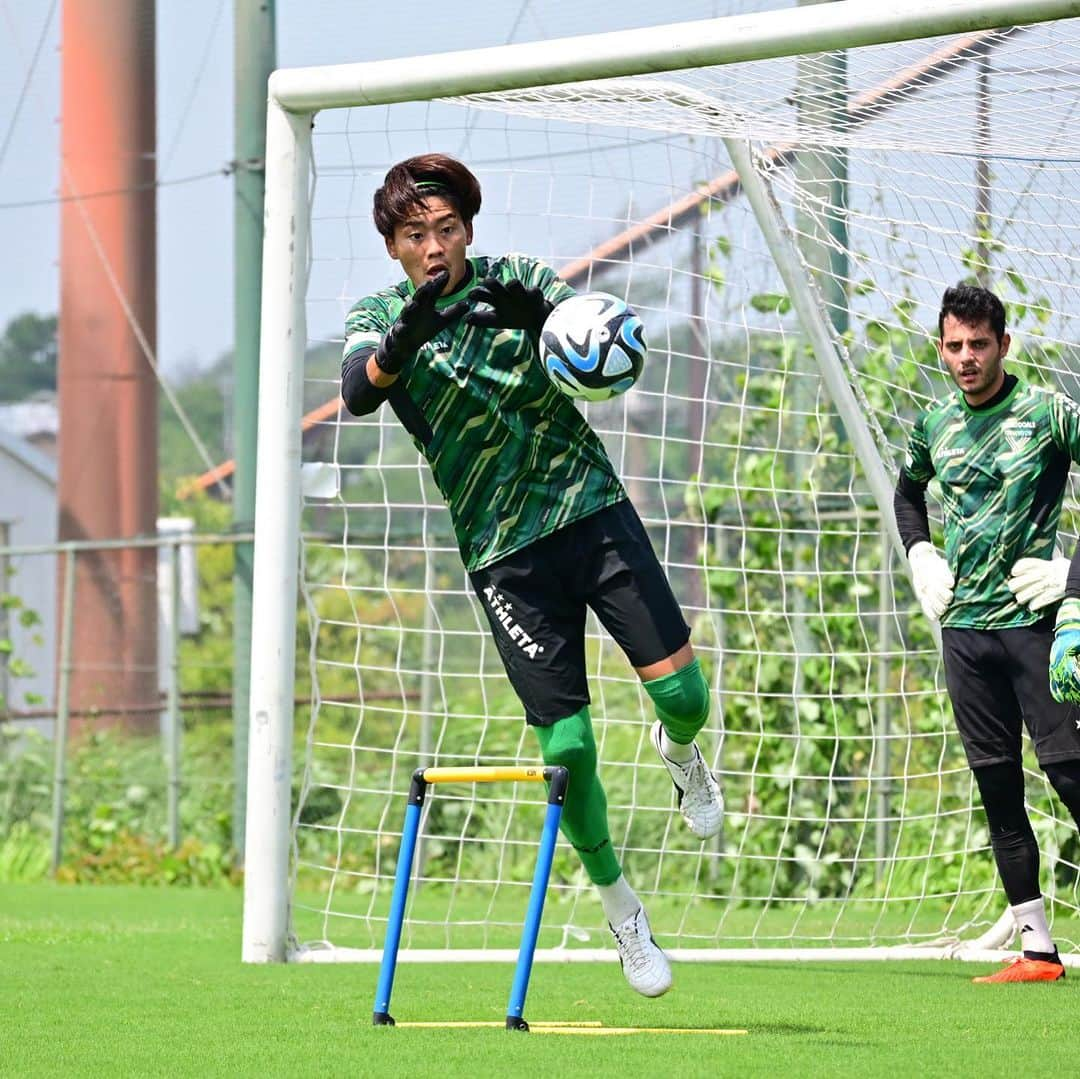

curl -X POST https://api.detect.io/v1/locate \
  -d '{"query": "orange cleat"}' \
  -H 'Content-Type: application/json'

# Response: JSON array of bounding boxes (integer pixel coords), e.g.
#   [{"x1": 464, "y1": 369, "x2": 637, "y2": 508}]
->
[{"x1": 972, "y1": 957, "x2": 1065, "y2": 984}]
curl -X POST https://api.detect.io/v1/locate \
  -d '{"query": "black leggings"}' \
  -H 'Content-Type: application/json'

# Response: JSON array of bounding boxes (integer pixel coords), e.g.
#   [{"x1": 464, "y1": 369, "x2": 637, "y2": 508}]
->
[
  {"x1": 1044, "y1": 759, "x2": 1080, "y2": 827},
  {"x1": 972, "y1": 758, "x2": 1080, "y2": 906}
]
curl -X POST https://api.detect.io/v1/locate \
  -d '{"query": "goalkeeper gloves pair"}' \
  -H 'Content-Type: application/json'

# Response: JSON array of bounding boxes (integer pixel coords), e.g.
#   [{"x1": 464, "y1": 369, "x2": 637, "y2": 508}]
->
[
  {"x1": 374, "y1": 271, "x2": 551, "y2": 377},
  {"x1": 907, "y1": 546, "x2": 1070, "y2": 624}
]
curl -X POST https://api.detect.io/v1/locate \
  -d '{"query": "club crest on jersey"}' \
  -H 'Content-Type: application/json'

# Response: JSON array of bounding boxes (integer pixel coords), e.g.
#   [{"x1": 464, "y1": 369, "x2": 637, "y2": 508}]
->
[{"x1": 1002, "y1": 419, "x2": 1035, "y2": 451}]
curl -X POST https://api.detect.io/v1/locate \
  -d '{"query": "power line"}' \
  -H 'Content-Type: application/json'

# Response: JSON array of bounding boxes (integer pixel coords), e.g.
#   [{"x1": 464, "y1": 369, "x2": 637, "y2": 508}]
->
[
  {"x1": 160, "y1": 0, "x2": 229, "y2": 177},
  {"x1": 455, "y1": 0, "x2": 535, "y2": 158},
  {"x1": 0, "y1": 0, "x2": 59, "y2": 179},
  {"x1": 1, "y1": 3, "x2": 231, "y2": 496},
  {"x1": 61, "y1": 161, "x2": 232, "y2": 499},
  {"x1": 0, "y1": 166, "x2": 233, "y2": 212}
]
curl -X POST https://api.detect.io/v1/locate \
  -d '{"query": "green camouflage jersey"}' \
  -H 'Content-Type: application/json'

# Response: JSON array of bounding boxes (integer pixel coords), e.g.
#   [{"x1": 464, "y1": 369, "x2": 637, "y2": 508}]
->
[
  {"x1": 343, "y1": 254, "x2": 626, "y2": 571},
  {"x1": 901, "y1": 378, "x2": 1080, "y2": 628}
]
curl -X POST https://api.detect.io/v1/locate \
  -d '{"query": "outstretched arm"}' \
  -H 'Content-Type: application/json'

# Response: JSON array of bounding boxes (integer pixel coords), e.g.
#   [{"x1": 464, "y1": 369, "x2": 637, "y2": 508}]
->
[
  {"x1": 342, "y1": 269, "x2": 467, "y2": 416},
  {"x1": 375, "y1": 270, "x2": 468, "y2": 377}
]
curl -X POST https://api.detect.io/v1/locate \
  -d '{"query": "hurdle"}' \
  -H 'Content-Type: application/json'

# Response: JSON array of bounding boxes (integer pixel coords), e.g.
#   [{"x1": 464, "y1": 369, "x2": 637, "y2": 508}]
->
[{"x1": 372, "y1": 764, "x2": 569, "y2": 1032}]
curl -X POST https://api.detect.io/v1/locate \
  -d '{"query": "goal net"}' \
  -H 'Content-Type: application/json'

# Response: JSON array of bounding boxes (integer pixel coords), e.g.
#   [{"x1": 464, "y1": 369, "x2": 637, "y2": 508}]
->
[{"x1": 245, "y1": 1, "x2": 1080, "y2": 964}]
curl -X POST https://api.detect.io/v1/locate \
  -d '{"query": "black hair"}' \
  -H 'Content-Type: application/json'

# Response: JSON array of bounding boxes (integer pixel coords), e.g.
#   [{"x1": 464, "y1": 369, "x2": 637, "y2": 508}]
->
[
  {"x1": 372, "y1": 153, "x2": 482, "y2": 239},
  {"x1": 937, "y1": 283, "x2": 1006, "y2": 341}
]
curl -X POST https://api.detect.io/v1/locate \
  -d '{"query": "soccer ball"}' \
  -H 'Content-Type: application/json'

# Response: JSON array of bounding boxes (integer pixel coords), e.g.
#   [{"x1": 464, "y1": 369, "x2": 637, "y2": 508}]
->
[{"x1": 539, "y1": 292, "x2": 647, "y2": 402}]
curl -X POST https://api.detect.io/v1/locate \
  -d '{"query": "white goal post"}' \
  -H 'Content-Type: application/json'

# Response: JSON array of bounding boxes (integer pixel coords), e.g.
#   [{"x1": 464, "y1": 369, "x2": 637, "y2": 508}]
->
[{"x1": 244, "y1": 0, "x2": 1080, "y2": 964}]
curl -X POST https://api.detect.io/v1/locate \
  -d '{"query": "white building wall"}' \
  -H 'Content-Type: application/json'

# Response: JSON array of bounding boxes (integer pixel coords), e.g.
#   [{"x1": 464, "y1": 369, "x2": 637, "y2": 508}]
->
[{"x1": 0, "y1": 430, "x2": 57, "y2": 728}]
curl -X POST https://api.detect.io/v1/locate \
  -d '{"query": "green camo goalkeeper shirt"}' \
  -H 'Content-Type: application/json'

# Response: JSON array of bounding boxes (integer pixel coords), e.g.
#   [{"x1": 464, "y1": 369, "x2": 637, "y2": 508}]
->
[
  {"x1": 342, "y1": 254, "x2": 626, "y2": 571},
  {"x1": 901, "y1": 377, "x2": 1080, "y2": 629}
]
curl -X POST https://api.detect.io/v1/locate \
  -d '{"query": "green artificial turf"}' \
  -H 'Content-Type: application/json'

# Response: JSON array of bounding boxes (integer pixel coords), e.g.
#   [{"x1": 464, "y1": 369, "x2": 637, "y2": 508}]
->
[{"x1": 1, "y1": 883, "x2": 1076, "y2": 1078}]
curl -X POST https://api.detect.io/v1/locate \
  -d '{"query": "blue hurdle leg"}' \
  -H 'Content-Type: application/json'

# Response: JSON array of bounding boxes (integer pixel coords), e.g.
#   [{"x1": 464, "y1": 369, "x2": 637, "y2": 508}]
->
[
  {"x1": 373, "y1": 771, "x2": 427, "y2": 1026},
  {"x1": 505, "y1": 766, "x2": 568, "y2": 1031}
]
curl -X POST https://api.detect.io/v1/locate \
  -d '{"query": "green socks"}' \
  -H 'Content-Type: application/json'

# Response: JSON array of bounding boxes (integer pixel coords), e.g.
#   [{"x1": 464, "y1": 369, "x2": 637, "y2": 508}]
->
[{"x1": 532, "y1": 707, "x2": 621, "y2": 886}]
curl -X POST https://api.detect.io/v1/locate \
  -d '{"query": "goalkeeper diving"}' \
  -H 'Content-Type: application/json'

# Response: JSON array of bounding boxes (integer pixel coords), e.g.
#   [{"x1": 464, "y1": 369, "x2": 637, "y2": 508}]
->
[
  {"x1": 340, "y1": 154, "x2": 724, "y2": 997},
  {"x1": 894, "y1": 283, "x2": 1080, "y2": 983}
]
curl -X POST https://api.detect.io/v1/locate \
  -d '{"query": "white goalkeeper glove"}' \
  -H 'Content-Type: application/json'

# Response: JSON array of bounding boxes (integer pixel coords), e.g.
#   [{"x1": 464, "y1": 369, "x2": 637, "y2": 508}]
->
[
  {"x1": 908, "y1": 541, "x2": 954, "y2": 622},
  {"x1": 1007, "y1": 555, "x2": 1070, "y2": 612}
]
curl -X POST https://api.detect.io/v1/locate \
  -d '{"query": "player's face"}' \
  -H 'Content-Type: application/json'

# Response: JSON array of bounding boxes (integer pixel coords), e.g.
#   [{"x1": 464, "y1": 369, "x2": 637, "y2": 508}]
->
[
  {"x1": 938, "y1": 314, "x2": 1010, "y2": 406},
  {"x1": 386, "y1": 197, "x2": 472, "y2": 295}
]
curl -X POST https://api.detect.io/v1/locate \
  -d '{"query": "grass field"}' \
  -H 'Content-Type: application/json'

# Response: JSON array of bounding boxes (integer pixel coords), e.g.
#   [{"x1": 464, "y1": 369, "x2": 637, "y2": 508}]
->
[{"x1": 2, "y1": 882, "x2": 1076, "y2": 1077}]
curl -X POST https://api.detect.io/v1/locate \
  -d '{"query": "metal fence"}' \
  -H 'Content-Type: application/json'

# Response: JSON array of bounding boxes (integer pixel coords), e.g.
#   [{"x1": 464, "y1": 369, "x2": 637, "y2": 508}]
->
[{"x1": 0, "y1": 530, "x2": 250, "y2": 874}]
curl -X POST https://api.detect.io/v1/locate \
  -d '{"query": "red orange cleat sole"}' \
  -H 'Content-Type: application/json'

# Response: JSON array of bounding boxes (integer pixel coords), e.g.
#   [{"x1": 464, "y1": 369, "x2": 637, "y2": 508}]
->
[{"x1": 972, "y1": 957, "x2": 1065, "y2": 984}]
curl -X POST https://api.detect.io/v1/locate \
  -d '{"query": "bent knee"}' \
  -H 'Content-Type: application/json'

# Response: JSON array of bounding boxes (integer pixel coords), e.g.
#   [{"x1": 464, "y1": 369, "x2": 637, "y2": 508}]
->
[
  {"x1": 644, "y1": 657, "x2": 710, "y2": 723},
  {"x1": 534, "y1": 707, "x2": 598, "y2": 775}
]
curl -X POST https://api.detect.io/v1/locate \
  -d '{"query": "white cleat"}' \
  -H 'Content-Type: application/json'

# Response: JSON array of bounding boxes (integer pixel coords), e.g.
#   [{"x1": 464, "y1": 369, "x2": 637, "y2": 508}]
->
[
  {"x1": 650, "y1": 720, "x2": 724, "y2": 840},
  {"x1": 609, "y1": 905, "x2": 672, "y2": 997}
]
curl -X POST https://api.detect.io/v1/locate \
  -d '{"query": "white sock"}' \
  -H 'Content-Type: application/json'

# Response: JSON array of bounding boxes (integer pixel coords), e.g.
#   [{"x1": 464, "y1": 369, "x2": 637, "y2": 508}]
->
[
  {"x1": 1010, "y1": 896, "x2": 1056, "y2": 956},
  {"x1": 659, "y1": 728, "x2": 695, "y2": 766},
  {"x1": 597, "y1": 874, "x2": 641, "y2": 927}
]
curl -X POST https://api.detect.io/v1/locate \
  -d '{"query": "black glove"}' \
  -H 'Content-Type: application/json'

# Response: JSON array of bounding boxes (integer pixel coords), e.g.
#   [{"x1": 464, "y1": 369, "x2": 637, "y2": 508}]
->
[
  {"x1": 375, "y1": 270, "x2": 469, "y2": 376},
  {"x1": 465, "y1": 277, "x2": 553, "y2": 340}
]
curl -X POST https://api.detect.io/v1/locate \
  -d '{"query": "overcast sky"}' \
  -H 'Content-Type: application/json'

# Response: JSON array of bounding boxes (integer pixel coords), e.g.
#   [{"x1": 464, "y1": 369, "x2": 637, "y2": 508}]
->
[{"x1": 0, "y1": 0, "x2": 784, "y2": 379}]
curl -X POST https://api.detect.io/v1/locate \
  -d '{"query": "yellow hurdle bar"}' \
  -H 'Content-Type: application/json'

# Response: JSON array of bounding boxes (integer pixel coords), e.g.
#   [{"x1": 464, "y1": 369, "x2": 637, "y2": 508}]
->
[{"x1": 421, "y1": 766, "x2": 548, "y2": 785}]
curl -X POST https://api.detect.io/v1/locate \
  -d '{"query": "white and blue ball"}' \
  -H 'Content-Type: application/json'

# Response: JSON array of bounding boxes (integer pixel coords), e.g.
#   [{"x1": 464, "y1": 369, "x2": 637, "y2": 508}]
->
[{"x1": 540, "y1": 292, "x2": 647, "y2": 402}]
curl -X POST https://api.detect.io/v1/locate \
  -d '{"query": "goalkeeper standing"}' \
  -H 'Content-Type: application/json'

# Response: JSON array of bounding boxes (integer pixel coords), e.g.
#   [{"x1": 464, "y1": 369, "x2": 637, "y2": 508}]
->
[
  {"x1": 340, "y1": 154, "x2": 724, "y2": 997},
  {"x1": 894, "y1": 283, "x2": 1080, "y2": 983}
]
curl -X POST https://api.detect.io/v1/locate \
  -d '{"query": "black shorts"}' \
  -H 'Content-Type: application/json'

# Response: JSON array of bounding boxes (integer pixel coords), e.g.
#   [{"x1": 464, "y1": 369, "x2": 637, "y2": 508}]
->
[
  {"x1": 468, "y1": 500, "x2": 691, "y2": 726},
  {"x1": 941, "y1": 617, "x2": 1080, "y2": 768}
]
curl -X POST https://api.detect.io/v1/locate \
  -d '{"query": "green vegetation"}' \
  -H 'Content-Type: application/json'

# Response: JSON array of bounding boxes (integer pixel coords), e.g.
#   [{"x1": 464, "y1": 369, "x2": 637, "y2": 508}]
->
[
  {"x1": 0, "y1": 490, "x2": 240, "y2": 886},
  {"x1": 0, "y1": 585, "x2": 44, "y2": 713},
  {"x1": 0, "y1": 722, "x2": 237, "y2": 887},
  {"x1": 0, "y1": 312, "x2": 56, "y2": 403},
  {"x1": 0, "y1": 310, "x2": 233, "y2": 487}
]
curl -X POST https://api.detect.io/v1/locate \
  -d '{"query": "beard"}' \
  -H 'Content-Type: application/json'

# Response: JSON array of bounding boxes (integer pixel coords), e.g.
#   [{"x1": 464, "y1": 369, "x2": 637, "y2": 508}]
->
[{"x1": 951, "y1": 353, "x2": 1004, "y2": 400}]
